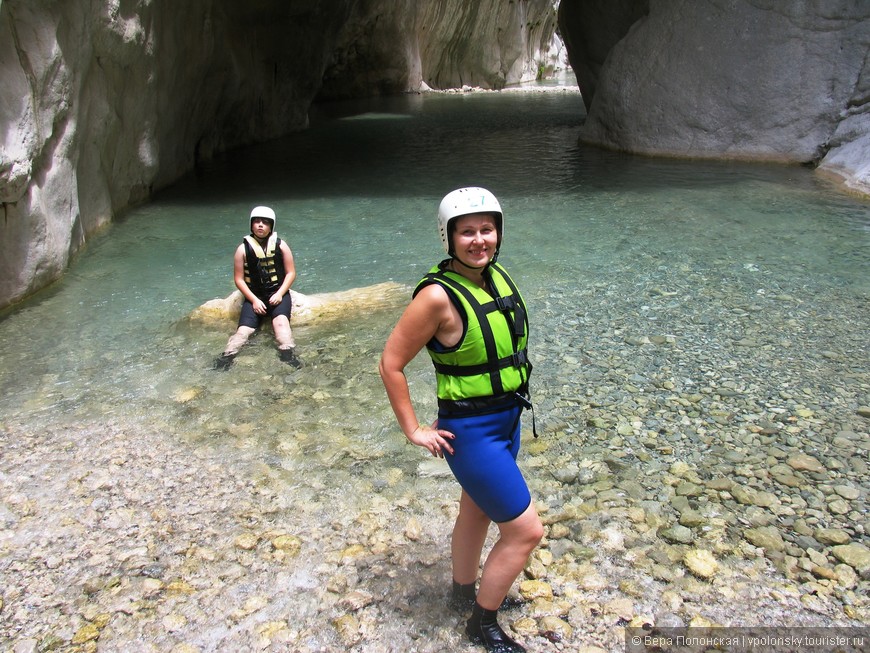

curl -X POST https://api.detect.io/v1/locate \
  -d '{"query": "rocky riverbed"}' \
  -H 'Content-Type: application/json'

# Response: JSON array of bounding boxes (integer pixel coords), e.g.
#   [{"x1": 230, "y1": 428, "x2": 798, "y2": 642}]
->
[
  {"x1": 1, "y1": 277, "x2": 868, "y2": 652},
  {"x1": 1, "y1": 401, "x2": 867, "y2": 653},
  {"x1": 1, "y1": 174, "x2": 868, "y2": 651}
]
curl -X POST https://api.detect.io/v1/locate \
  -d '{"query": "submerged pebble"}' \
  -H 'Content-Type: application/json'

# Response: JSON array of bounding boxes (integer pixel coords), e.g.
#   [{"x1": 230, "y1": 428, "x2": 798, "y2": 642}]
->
[{"x1": 0, "y1": 246, "x2": 867, "y2": 652}]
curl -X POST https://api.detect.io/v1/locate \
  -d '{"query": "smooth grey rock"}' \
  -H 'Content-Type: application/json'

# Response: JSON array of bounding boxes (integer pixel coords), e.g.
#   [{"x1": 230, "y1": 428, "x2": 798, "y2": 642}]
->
[
  {"x1": 658, "y1": 524, "x2": 694, "y2": 544},
  {"x1": 559, "y1": 0, "x2": 869, "y2": 193}
]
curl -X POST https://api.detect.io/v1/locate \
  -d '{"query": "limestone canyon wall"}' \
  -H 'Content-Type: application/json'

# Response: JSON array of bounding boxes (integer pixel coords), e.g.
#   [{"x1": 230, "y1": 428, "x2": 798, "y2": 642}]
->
[
  {"x1": 0, "y1": 0, "x2": 558, "y2": 309},
  {"x1": 319, "y1": 0, "x2": 558, "y2": 99},
  {"x1": 559, "y1": 0, "x2": 870, "y2": 194},
  {"x1": 2, "y1": 0, "x2": 868, "y2": 309}
]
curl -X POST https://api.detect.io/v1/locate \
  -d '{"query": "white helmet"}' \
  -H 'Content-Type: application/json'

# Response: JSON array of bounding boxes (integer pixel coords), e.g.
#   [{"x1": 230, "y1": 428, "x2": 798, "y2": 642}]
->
[
  {"x1": 437, "y1": 187, "x2": 503, "y2": 256},
  {"x1": 250, "y1": 205, "x2": 276, "y2": 231}
]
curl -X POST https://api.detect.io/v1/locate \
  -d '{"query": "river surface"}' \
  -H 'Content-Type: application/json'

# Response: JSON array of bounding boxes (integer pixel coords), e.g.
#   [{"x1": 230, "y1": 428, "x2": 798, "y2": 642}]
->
[{"x1": 1, "y1": 87, "x2": 868, "y2": 652}]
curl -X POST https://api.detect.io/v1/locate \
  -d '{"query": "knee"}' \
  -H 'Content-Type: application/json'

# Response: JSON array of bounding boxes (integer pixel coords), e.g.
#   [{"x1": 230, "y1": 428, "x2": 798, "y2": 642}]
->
[
  {"x1": 525, "y1": 517, "x2": 544, "y2": 550},
  {"x1": 514, "y1": 511, "x2": 544, "y2": 553}
]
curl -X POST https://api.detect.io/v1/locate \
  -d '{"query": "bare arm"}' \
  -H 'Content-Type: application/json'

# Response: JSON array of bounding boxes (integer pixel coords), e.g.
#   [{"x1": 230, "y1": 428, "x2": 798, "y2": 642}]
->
[{"x1": 379, "y1": 284, "x2": 458, "y2": 457}]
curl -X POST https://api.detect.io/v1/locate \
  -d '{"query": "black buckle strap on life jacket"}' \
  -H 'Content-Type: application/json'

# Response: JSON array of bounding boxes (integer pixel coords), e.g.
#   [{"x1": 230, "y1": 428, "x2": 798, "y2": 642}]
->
[
  {"x1": 510, "y1": 349, "x2": 528, "y2": 369},
  {"x1": 491, "y1": 262, "x2": 528, "y2": 327},
  {"x1": 493, "y1": 295, "x2": 514, "y2": 311},
  {"x1": 432, "y1": 347, "x2": 529, "y2": 377},
  {"x1": 494, "y1": 295, "x2": 526, "y2": 337}
]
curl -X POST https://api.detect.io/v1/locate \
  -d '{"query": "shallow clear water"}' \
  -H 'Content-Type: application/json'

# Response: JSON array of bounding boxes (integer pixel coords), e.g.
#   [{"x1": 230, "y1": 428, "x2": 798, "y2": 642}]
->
[
  {"x1": 2, "y1": 90, "x2": 866, "y2": 441},
  {"x1": 1, "y1": 88, "x2": 868, "y2": 646}
]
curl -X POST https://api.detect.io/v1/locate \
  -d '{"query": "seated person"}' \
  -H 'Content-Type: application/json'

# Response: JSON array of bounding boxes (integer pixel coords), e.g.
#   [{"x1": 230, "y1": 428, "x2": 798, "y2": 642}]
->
[{"x1": 214, "y1": 206, "x2": 300, "y2": 370}]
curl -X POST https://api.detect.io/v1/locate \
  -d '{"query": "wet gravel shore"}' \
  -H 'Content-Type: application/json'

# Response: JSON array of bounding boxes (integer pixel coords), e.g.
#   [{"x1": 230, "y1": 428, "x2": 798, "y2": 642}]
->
[{"x1": 1, "y1": 317, "x2": 867, "y2": 653}]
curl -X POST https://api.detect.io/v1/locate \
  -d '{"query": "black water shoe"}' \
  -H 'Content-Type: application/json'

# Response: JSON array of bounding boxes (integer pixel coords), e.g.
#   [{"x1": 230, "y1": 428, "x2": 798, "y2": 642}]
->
[
  {"x1": 447, "y1": 580, "x2": 477, "y2": 612},
  {"x1": 279, "y1": 348, "x2": 302, "y2": 368},
  {"x1": 466, "y1": 602, "x2": 526, "y2": 652},
  {"x1": 212, "y1": 353, "x2": 236, "y2": 371},
  {"x1": 449, "y1": 582, "x2": 524, "y2": 614}
]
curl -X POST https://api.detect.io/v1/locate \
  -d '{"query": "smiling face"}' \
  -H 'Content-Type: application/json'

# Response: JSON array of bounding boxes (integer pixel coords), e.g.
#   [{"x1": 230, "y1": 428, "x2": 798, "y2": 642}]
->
[{"x1": 450, "y1": 213, "x2": 499, "y2": 269}]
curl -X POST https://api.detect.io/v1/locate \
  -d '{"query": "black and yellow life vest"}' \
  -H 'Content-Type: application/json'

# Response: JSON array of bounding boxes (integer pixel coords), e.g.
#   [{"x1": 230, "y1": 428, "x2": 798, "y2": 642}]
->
[
  {"x1": 414, "y1": 261, "x2": 531, "y2": 402},
  {"x1": 243, "y1": 233, "x2": 285, "y2": 297}
]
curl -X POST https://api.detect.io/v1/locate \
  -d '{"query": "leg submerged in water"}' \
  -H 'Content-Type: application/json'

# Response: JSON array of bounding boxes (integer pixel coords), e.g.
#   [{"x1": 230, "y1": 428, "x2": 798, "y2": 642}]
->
[
  {"x1": 213, "y1": 325, "x2": 256, "y2": 370},
  {"x1": 273, "y1": 315, "x2": 300, "y2": 367},
  {"x1": 278, "y1": 347, "x2": 302, "y2": 368},
  {"x1": 212, "y1": 352, "x2": 236, "y2": 370},
  {"x1": 465, "y1": 503, "x2": 542, "y2": 651},
  {"x1": 466, "y1": 602, "x2": 526, "y2": 653},
  {"x1": 450, "y1": 490, "x2": 526, "y2": 613}
]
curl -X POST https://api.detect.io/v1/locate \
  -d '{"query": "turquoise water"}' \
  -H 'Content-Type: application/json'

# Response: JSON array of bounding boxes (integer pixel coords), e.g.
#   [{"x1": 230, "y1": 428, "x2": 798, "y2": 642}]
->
[
  {"x1": 1, "y1": 87, "x2": 868, "y2": 649},
  {"x1": 1, "y1": 89, "x2": 865, "y2": 442},
  {"x1": 2, "y1": 88, "x2": 868, "y2": 466}
]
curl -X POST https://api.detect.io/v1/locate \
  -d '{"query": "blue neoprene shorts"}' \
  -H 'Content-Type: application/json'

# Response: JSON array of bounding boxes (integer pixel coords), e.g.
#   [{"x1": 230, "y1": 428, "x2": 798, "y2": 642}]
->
[{"x1": 439, "y1": 404, "x2": 531, "y2": 523}]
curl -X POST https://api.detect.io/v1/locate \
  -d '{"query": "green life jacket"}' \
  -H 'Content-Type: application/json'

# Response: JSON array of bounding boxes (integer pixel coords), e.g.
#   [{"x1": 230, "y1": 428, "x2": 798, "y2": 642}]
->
[
  {"x1": 415, "y1": 261, "x2": 531, "y2": 402},
  {"x1": 243, "y1": 233, "x2": 285, "y2": 296}
]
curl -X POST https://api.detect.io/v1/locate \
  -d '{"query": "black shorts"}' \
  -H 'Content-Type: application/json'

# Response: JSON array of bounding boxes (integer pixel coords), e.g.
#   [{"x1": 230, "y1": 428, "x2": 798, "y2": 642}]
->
[{"x1": 238, "y1": 293, "x2": 292, "y2": 329}]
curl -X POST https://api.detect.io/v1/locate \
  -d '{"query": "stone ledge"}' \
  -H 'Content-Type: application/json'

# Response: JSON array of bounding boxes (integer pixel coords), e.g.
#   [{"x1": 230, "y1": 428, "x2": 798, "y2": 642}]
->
[{"x1": 187, "y1": 281, "x2": 410, "y2": 328}]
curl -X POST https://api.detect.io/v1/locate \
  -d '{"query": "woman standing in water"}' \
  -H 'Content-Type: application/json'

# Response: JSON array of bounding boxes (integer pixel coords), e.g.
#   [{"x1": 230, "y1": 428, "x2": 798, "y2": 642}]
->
[{"x1": 380, "y1": 187, "x2": 543, "y2": 653}]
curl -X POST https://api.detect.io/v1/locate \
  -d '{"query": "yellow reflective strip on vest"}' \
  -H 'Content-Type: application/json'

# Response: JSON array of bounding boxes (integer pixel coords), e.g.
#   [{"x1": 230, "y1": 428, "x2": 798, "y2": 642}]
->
[{"x1": 243, "y1": 234, "x2": 280, "y2": 285}]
